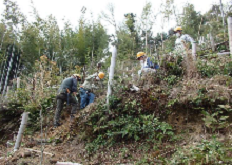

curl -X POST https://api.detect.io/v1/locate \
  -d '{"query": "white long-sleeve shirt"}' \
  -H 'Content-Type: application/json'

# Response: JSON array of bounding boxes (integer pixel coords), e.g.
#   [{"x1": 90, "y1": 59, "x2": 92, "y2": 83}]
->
[
  {"x1": 175, "y1": 34, "x2": 194, "y2": 48},
  {"x1": 175, "y1": 34, "x2": 195, "y2": 55},
  {"x1": 82, "y1": 73, "x2": 98, "y2": 91}
]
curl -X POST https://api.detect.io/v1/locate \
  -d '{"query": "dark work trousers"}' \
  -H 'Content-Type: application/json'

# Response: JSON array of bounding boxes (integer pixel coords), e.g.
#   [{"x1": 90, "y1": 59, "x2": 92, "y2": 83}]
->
[{"x1": 54, "y1": 93, "x2": 78, "y2": 125}]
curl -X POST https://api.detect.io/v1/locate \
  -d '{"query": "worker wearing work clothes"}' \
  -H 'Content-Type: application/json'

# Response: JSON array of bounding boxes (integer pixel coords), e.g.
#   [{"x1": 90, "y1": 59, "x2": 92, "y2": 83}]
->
[
  {"x1": 174, "y1": 26, "x2": 195, "y2": 57},
  {"x1": 80, "y1": 72, "x2": 104, "y2": 109},
  {"x1": 54, "y1": 74, "x2": 81, "y2": 127},
  {"x1": 137, "y1": 52, "x2": 159, "y2": 76}
]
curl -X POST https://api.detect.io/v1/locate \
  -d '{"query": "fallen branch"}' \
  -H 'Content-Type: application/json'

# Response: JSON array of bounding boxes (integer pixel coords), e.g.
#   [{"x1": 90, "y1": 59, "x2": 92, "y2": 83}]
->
[{"x1": 25, "y1": 148, "x2": 54, "y2": 157}]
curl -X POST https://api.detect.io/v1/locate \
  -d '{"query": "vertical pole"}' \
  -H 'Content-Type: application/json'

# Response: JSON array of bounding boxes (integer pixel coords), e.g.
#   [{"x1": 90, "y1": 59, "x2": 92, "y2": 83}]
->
[
  {"x1": 207, "y1": 34, "x2": 211, "y2": 49},
  {"x1": 228, "y1": 17, "x2": 232, "y2": 56},
  {"x1": 161, "y1": 33, "x2": 163, "y2": 51},
  {"x1": 4, "y1": 86, "x2": 10, "y2": 100},
  {"x1": 14, "y1": 112, "x2": 29, "y2": 151},
  {"x1": 107, "y1": 46, "x2": 117, "y2": 108},
  {"x1": 17, "y1": 77, "x2": 20, "y2": 89},
  {"x1": 219, "y1": 0, "x2": 226, "y2": 39},
  {"x1": 197, "y1": 17, "x2": 203, "y2": 40},
  {"x1": 192, "y1": 42, "x2": 197, "y2": 60},
  {"x1": 146, "y1": 31, "x2": 148, "y2": 54},
  {"x1": 209, "y1": 33, "x2": 215, "y2": 52}
]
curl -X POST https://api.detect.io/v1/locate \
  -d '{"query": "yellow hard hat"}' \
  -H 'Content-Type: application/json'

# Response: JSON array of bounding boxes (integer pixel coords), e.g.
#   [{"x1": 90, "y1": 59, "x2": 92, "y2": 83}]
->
[
  {"x1": 136, "y1": 52, "x2": 145, "y2": 59},
  {"x1": 174, "y1": 26, "x2": 182, "y2": 32},
  {"x1": 98, "y1": 72, "x2": 105, "y2": 79},
  {"x1": 73, "y1": 74, "x2": 81, "y2": 78}
]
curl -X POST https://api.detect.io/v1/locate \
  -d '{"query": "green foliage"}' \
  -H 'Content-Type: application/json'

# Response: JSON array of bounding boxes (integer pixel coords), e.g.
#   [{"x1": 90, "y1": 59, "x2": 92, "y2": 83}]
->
[
  {"x1": 197, "y1": 56, "x2": 232, "y2": 78},
  {"x1": 83, "y1": 94, "x2": 174, "y2": 153},
  {"x1": 163, "y1": 36, "x2": 176, "y2": 53},
  {"x1": 117, "y1": 29, "x2": 137, "y2": 60},
  {"x1": 26, "y1": 93, "x2": 56, "y2": 133},
  {"x1": 179, "y1": 3, "x2": 202, "y2": 39},
  {"x1": 201, "y1": 105, "x2": 231, "y2": 132},
  {"x1": 164, "y1": 56, "x2": 183, "y2": 86},
  {"x1": 136, "y1": 155, "x2": 150, "y2": 165},
  {"x1": 124, "y1": 13, "x2": 136, "y2": 34},
  {"x1": 6, "y1": 85, "x2": 56, "y2": 133},
  {"x1": 154, "y1": 32, "x2": 168, "y2": 45},
  {"x1": 166, "y1": 56, "x2": 183, "y2": 76},
  {"x1": 140, "y1": 2, "x2": 153, "y2": 31},
  {"x1": 0, "y1": 1, "x2": 109, "y2": 76},
  {"x1": 164, "y1": 75, "x2": 179, "y2": 86},
  {"x1": 164, "y1": 138, "x2": 232, "y2": 164},
  {"x1": 197, "y1": 59, "x2": 220, "y2": 78}
]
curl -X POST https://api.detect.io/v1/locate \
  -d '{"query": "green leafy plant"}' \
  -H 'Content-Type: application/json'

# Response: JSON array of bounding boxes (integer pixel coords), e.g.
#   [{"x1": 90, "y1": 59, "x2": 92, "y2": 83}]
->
[
  {"x1": 82, "y1": 94, "x2": 174, "y2": 154},
  {"x1": 201, "y1": 106, "x2": 230, "y2": 132},
  {"x1": 164, "y1": 138, "x2": 232, "y2": 164}
]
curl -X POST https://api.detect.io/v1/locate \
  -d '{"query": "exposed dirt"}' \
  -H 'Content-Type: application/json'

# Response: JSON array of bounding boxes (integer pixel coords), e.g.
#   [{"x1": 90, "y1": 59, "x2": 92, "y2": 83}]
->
[{"x1": 1, "y1": 73, "x2": 232, "y2": 164}]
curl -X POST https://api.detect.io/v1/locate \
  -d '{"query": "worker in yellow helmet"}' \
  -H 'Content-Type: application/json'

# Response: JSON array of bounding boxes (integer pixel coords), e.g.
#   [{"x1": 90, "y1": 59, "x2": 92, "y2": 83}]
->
[
  {"x1": 80, "y1": 72, "x2": 105, "y2": 109},
  {"x1": 136, "y1": 52, "x2": 159, "y2": 76},
  {"x1": 174, "y1": 26, "x2": 195, "y2": 52}
]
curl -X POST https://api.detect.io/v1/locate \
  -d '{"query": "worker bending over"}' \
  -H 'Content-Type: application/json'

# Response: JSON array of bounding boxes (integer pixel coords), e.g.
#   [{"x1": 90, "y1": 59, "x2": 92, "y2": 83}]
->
[
  {"x1": 136, "y1": 52, "x2": 159, "y2": 76},
  {"x1": 54, "y1": 74, "x2": 81, "y2": 127},
  {"x1": 80, "y1": 72, "x2": 104, "y2": 109}
]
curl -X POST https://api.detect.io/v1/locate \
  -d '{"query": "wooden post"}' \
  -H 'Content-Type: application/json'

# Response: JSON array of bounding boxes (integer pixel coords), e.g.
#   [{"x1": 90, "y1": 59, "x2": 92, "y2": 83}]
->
[
  {"x1": 209, "y1": 33, "x2": 215, "y2": 51},
  {"x1": 228, "y1": 17, "x2": 232, "y2": 56},
  {"x1": 17, "y1": 77, "x2": 20, "y2": 89},
  {"x1": 207, "y1": 34, "x2": 211, "y2": 49},
  {"x1": 4, "y1": 86, "x2": 10, "y2": 100},
  {"x1": 192, "y1": 42, "x2": 197, "y2": 60},
  {"x1": 14, "y1": 112, "x2": 29, "y2": 151}
]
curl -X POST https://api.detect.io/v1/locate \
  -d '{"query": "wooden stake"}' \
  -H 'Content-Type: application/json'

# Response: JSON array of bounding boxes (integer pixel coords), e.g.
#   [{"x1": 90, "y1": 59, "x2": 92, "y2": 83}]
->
[
  {"x1": 192, "y1": 42, "x2": 197, "y2": 60},
  {"x1": 209, "y1": 33, "x2": 215, "y2": 51},
  {"x1": 5, "y1": 86, "x2": 10, "y2": 99},
  {"x1": 16, "y1": 77, "x2": 20, "y2": 89}
]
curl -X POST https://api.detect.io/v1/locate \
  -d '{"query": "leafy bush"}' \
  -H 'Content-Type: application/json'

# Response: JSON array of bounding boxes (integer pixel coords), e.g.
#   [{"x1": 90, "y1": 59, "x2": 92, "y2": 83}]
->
[
  {"x1": 197, "y1": 56, "x2": 232, "y2": 78},
  {"x1": 197, "y1": 59, "x2": 220, "y2": 77},
  {"x1": 5, "y1": 87, "x2": 56, "y2": 133},
  {"x1": 164, "y1": 138, "x2": 232, "y2": 164},
  {"x1": 166, "y1": 56, "x2": 183, "y2": 76},
  {"x1": 83, "y1": 95, "x2": 174, "y2": 153}
]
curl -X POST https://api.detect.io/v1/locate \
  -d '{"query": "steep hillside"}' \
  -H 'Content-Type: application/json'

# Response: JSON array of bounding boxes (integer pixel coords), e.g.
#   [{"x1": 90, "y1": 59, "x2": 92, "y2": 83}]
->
[{"x1": 1, "y1": 54, "x2": 232, "y2": 165}]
